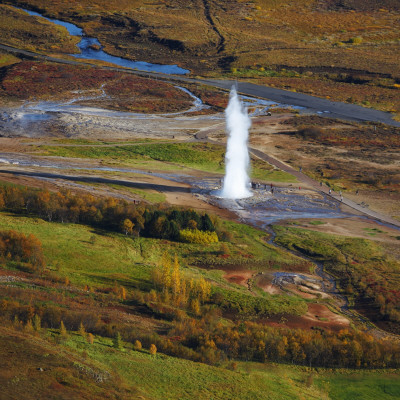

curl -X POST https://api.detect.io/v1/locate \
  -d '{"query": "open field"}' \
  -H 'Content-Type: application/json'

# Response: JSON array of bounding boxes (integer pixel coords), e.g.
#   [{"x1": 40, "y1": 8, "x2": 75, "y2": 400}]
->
[
  {"x1": 36, "y1": 141, "x2": 296, "y2": 182},
  {"x1": 0, "y1": 4, "x2": 80, "y2": 54},
  {"x1": 0, "y1": 60, "x2": 194, "y2": 112}
]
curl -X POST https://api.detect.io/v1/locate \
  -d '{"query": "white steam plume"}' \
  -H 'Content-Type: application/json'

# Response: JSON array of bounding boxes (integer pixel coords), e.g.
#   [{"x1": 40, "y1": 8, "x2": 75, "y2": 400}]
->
[{"x1": 220, "y1": 87, "x2": 252, "y2": 199}]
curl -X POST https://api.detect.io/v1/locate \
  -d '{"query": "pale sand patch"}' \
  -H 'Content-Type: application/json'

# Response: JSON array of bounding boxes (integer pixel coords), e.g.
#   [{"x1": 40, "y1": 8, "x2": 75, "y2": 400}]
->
[{"x1": 261, "y1": 283, "x2": 282, "y2": 295}]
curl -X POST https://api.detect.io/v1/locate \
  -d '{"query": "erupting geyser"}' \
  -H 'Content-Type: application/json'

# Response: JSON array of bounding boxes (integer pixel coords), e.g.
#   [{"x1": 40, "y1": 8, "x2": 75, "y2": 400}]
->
[{"x1": 220, "y1": 87, "x2": 252, "y2": 199}]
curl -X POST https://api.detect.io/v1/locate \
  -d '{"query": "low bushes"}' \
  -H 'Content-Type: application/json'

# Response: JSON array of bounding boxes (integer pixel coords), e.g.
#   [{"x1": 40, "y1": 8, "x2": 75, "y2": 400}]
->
[{"x1": 179, "y1": 229, "x2": 219, "y2": 244}]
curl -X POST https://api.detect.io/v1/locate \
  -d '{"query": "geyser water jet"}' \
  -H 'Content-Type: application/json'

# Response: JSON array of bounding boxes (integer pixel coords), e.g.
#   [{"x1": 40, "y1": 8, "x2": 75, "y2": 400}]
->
[{"x1": 220, "y1": 87, "x2": 252, "y2": 199}]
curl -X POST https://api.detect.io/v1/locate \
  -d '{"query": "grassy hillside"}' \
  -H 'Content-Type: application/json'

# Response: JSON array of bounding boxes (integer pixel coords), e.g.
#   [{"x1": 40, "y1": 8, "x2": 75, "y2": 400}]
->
[
  {"x1": 1, "y1": 185, "x2": 400, "y2": 398},
  {"x1": 0, "y1": 208, "x2": 306, "y2": 289},
  {"x1": 0, "y1": 4, "x2": 80, "y2": 54},
  {"x1": 1, "y1": 324, "x2": 399, "y2": 400}
]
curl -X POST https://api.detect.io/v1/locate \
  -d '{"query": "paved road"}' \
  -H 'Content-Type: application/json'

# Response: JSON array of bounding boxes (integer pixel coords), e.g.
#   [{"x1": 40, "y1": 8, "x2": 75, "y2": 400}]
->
[
  {"x1": 1, "y1": 42, "x2": 400, "y2": 127},
  {"x1": 203, "y1": 79, "x2": 400, "y2": 127}
]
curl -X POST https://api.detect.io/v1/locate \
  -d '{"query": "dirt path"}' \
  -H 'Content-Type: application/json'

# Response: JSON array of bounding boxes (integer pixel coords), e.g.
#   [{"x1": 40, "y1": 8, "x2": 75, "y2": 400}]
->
[{"x1": 249, "y1": 147, "x2": 400, "y2": 228}]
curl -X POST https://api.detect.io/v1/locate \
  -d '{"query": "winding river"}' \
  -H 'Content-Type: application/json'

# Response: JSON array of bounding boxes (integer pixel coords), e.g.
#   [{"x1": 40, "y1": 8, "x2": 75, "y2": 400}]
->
[{"x1": 18, "y1": 7, "x2": 189, "y2": 75}]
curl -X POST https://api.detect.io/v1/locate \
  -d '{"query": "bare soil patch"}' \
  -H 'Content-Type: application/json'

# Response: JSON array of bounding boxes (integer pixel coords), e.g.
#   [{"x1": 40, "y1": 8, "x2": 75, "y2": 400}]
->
[
  {"x1": 265, "y1": 303, "x2": 350, "y2": 332},
  {"x1": 223, "y1": 270, "x2": 254, "y2": 288}
]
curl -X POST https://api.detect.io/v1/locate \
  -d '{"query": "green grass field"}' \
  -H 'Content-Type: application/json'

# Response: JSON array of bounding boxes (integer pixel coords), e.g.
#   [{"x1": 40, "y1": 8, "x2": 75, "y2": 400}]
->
[
  {"x1": 37, "y1": 142, "x2": 296, "y2": 182},
  {"x1": 0, "y1": 212, "x2": 155, "y2": 288},
  {"x1": 62, "y1": 333, "x2": 320, "y2": 400},
  {"x1": 1, "y1": 302, "x2": 399, "y2": 400},
  {"x1": 0, "y1": 211, "x2": 304, "y2": 291}
]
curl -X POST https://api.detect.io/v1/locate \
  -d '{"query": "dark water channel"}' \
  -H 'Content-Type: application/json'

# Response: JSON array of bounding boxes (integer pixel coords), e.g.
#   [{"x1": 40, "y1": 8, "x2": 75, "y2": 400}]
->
[{"x1": 18, "y1": 7, "x2": 189, "y2": 75}]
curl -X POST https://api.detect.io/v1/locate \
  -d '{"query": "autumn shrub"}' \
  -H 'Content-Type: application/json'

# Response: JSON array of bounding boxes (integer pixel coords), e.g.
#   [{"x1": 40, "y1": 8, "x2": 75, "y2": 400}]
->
[
  {"x1": 297, "y1": 126, "x2": 324, "y2": 139},
  {"x1": 133, "y1": 340, "x2": 142, "y2": 351},
  {"x1": 149, "y1": 343, "x2": 157, "y2": 356},
  {"x1": 0, "y1": 61, "x2": 193, "y2": 113},
  {"x1": 0, "y1": 229, "x2": 45, "y2": 269},
  {"x1": 87, "y1": 333, "x2": 94, "y2": 345},
  {"x1": 179, "y1": 229, "x2": 219, "y2": 244},
  {"x1": 349, "y1": 36, "x2": 363, "y2": 44}
]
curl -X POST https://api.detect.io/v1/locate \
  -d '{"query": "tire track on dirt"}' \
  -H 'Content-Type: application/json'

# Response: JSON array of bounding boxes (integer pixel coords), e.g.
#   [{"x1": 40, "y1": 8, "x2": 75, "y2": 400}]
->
[{"x1": 201, "y1": 0, "x2": 225, "y2": 53}]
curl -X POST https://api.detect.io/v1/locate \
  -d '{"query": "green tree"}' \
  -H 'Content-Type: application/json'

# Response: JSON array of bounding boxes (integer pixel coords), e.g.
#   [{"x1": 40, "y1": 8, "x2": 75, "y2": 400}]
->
[
  {"x1": 201, "y1": 213, "x2": 215, "y2": 231},
  {"x1": 113, "y1": 332, "x2": 122, "y2": 350}
]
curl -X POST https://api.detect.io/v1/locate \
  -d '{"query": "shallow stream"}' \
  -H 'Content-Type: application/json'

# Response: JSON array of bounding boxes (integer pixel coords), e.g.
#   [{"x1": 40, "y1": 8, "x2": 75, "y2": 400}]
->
[{"x1": 18, "y1": 7, "x2": 189, "y2": 75}]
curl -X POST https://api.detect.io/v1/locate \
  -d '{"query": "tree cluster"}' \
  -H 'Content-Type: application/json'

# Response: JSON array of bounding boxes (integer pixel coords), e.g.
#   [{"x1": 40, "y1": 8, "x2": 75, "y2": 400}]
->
[
  {"x1": 170, "y1": 319, "x2": 400, "y2": 368},
  {"x1": 0, "y1": 186, "x2": 216, "y2": 242},
  {"x1": 151, "y1": 253, "x2": 211, "y2": 312}
]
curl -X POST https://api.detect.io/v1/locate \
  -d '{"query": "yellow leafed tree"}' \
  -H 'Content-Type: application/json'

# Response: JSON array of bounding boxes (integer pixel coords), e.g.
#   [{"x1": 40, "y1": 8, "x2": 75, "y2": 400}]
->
[
  {"x1": 171, "y1": 254, "x2": 181, "y2": 297},
  {"x1": 161, "y1": 251, "x2": 172, "y2": 291}
]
